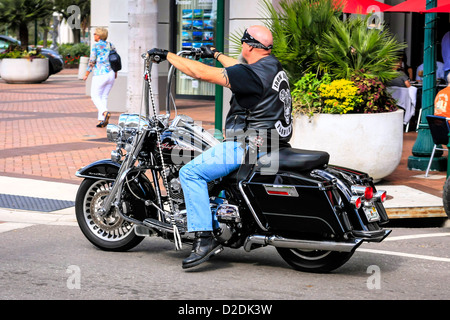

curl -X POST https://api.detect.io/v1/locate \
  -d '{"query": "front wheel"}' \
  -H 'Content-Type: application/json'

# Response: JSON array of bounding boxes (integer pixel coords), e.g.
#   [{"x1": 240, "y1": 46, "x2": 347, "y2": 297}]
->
[
  {"x1": 75, "y1": 178, "x2": 144, "y2": 251},
  {"x1": 276, "y1": 247, "x2": 354, "y2": 273}
]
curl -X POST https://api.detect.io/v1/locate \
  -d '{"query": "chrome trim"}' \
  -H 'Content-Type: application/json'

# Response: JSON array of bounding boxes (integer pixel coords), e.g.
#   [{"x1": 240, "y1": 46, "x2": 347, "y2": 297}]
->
[
  {"x1": 263, "y1": 184, "x2": 299, "y2": 197},
  {"x1": 312, "y1": 169, "x2": 352, "y2": 200},
  {"x1": 238, "y1": 181, "x2": 268, "y2": 231},
  {"x1": 243, "y1": 234, "x2": 363, "y2": 253}
]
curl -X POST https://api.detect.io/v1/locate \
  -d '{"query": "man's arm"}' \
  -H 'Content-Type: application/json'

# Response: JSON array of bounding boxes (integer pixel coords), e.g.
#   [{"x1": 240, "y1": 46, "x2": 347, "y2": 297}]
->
[
  {"x1": 214, "y1": 52, "x2": 239, "y2": 68},
  {"x1": 167, "y1": 52, "x2": 232, "y2": 88}
]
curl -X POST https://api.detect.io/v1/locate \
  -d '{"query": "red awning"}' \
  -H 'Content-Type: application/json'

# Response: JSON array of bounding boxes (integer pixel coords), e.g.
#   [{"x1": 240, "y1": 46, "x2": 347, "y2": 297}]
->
[
  {"x1": 385, "y1": 0, "x2": 450, "y2": 13},
  {"x1": 425, "y1": 2, "x2": 450, "y2": 12},
  {"x1": 336, "y1": 0, "x2": 393, "y2": 14}
]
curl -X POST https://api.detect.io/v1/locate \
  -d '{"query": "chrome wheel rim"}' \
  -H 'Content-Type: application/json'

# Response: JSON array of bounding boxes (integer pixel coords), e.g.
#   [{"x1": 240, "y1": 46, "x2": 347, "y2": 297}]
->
[
  {"x1": 83, "y1": 180, "x2": 133, "y2": 242},
  {"x1": 290, "y1": 249, "x2": 332, "y2": 261}
]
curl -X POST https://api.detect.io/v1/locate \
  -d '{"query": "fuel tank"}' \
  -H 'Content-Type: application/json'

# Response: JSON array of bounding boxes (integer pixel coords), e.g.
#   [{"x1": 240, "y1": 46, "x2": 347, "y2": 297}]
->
[{"x1": 159, "y1": 115, "x2": 220, "y2": 165}]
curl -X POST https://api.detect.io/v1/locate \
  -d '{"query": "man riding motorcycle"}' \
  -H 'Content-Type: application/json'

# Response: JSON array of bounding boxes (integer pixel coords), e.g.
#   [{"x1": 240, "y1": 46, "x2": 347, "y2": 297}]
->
[{"x1": 148, "y1": 25, "x2": 293, "y2": 269}]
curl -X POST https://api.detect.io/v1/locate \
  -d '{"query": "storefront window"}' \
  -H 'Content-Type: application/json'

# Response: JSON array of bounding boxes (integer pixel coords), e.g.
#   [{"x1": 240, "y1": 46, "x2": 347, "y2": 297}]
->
[{"x1": 175, "y1": 0, "x2": 218, "y2": 97}]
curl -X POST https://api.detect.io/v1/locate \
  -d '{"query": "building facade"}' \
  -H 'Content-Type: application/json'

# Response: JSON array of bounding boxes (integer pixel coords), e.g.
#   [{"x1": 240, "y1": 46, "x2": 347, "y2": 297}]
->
[{"x1": 87, "y1": 0, "x2": 450, "y2": 125}]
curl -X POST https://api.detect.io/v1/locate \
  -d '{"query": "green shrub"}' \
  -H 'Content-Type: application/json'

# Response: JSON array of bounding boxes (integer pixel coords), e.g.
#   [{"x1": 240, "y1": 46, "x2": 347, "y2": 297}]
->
[{"x1": 0, "y1": 46, "x2": 45, "y2": 59}]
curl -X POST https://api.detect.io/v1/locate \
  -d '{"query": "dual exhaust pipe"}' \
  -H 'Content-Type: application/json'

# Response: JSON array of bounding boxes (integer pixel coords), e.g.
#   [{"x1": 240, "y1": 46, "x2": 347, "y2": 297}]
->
[{"x1": 243, "y1": 235, "x2": 363, "y2": 253}]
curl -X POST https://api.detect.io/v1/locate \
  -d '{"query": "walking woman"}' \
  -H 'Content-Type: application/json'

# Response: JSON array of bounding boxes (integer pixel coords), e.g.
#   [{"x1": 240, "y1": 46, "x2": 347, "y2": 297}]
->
[{"x1": 83, "y1": 27, "x2": 116, "y2": 127}]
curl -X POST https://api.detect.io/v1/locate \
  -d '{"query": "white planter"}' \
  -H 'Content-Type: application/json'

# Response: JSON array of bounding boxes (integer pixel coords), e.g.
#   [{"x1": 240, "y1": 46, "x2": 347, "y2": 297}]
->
[
  {"x1": 0, "y1": 58, "x2": 49, "y2": 83},
  {"x1": 290, "y1": 109, "x2": 404, "y2": 182}
]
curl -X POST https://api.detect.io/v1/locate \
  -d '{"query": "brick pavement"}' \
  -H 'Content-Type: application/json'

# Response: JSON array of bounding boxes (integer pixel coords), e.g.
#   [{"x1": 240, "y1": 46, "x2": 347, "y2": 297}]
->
[
  {"x1": 0, "y1": 69, "x2": 216, "y2": 185},
  {"x1": 0, "y1": 68, "x2": 447, "y2": 201}
]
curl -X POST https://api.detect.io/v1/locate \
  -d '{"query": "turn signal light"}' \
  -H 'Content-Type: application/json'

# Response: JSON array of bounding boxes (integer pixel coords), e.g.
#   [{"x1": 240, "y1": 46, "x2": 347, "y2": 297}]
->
[
  {"x1": 351, "y1": 185, "x2": 374, "y2": 200},
  {"x1": 350, "y1": 196, "x2": 362, "y2": 209},
  {"x1": 375, "y1": 191, "x2": 387, "y2": 203}
]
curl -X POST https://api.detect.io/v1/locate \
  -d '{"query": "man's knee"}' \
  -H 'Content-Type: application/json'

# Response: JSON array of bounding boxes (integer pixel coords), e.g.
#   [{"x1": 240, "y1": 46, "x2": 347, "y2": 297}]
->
[{"x1": 179, "y1": 165, "x2": 194, "y2": 183}]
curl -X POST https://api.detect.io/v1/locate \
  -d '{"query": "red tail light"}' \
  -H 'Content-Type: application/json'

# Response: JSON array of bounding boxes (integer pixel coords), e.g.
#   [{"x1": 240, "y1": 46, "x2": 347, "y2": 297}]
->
[{"x1": 364, "y1": 187, "x2": 373, "y2": 200}]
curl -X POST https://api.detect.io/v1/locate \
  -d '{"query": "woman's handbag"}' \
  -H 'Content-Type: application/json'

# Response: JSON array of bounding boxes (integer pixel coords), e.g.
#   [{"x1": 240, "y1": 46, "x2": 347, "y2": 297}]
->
[{"x1": 108, "y1": 42, "x2": 122, "y2": 72}]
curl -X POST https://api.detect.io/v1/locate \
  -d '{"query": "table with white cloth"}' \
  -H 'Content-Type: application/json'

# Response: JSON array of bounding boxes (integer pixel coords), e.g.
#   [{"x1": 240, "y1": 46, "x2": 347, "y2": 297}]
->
[{"x1": 387, "y1": 86, "x2": 418, "y2": 126}]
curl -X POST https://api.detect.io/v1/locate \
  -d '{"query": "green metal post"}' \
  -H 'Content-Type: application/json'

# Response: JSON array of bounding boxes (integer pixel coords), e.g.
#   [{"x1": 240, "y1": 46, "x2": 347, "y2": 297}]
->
[
  {"x1": 214, "y1": 0, "x2": 225, "y2": 141},
  {"x1": 35, "y1": 20, "x2": 38, "y2": 47},
  {"x1": 407, "y1": 0, "x2": 446, "y2": 172}
]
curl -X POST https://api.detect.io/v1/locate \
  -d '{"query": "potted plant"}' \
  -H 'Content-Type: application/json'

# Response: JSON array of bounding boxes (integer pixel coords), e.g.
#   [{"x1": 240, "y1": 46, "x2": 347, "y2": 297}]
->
[
  {"x1": 290, "y1": 71, "x2": 403, "y2": 181},
  {"x1": 260, "y1": 0, "x2": 406, "y2": 181},
  {"x1": 0, "y1": 46, "x2": 49, "y2": 83}
]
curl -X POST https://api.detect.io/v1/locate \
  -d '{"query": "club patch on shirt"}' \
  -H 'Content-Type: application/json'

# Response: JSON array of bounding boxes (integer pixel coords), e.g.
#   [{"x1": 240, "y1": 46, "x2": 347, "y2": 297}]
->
[{"x1": 272, "y1": 71, "x2": 293, "y2": 137}]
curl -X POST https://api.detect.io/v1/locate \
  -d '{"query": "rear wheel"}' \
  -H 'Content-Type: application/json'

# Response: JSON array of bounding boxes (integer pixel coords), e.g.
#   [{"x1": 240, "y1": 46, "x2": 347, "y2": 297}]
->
[
  {"x1": 75, "y1": 178, "x2": 144, "y2": 251},
  {"x1": 276, "y1": 247, "x2": 354, "y2": 273}
]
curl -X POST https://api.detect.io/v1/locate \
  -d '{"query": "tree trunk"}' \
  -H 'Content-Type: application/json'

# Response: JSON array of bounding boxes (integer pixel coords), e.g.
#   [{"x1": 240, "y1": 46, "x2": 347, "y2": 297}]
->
[
  {"x1": 127, "y1": 0, "x2": 159, "y2": 114},
  {"x1": 19, "y1": 22, "x2": 29, "y2": 50},
  {"x1": 72, "y1": 28, "x2": 81, "y2": 44},
  {"x1": 43, "y1": 30, "x2": 48, "y2": 47}
]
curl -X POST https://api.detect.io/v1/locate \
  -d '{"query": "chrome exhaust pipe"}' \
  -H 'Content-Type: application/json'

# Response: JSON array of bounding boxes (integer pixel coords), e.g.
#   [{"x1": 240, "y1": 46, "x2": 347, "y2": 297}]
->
[{"x1": 243, "y1": 235, "x2": 363, "y2": 253}]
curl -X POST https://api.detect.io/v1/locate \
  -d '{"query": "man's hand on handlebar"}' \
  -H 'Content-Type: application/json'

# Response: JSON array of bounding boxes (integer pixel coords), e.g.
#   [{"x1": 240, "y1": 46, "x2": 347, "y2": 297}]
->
[
  {"x1": 147, "y1": 48, "x2": 169, "y2": 63},
  {"x1": 201, "y1": 45, "x2": 219, "y2": 59}
]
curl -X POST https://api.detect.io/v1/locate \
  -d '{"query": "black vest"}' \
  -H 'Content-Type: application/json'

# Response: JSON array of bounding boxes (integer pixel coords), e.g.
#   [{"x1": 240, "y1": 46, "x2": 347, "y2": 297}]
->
[{"x1": 225, "y1": 55, "x2": 293, "y2": 149}]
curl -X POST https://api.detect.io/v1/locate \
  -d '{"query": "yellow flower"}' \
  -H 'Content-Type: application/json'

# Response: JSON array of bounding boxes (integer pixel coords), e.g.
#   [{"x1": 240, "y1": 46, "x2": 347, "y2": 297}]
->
[{"x1": 319, "y1": 79, "x2": 362, "y2": 114}]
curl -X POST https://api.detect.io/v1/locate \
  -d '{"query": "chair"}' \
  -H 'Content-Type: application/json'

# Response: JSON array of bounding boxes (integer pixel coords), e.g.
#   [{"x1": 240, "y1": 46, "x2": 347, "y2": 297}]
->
[{"x1": 425, "y1": 115, "x2": 450, "y2": 177}]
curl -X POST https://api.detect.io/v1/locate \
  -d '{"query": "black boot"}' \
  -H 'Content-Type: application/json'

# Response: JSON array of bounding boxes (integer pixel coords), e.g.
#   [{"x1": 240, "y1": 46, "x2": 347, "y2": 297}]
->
[{"x1": 182, "y1": 231, "x2": 223, "y2": 269}]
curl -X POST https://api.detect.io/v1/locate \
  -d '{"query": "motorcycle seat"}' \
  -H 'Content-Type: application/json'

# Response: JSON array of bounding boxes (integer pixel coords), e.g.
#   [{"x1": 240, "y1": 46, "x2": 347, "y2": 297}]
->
[
  {"x1": 258, "y1": 148, "x2": 330, "y2": 173},
  {"x1": 225, "y1": 148, "x2": 330, "y2": 182}
]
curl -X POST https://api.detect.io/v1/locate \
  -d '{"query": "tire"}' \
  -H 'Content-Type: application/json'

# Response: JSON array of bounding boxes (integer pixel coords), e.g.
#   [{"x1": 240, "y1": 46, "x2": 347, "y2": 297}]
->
[
  {"x1": 276, "y1": 247, "x2": 354, "y2": 273},
  {"x1": 443, "y1": 177, "x2": 450, "y2": 219},
  {"x1": 75, "y1": 178, "x2": 144, "y2": 251}
]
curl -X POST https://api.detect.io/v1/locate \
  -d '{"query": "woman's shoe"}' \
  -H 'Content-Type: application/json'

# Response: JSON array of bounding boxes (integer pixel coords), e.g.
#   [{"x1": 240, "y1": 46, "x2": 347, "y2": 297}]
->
[
  {"x1": 96, "y1": 121, "x2": 104, "y2": 128},
  {"x1": 102, "y1": 112, "x2": 111, "y2": 127}
]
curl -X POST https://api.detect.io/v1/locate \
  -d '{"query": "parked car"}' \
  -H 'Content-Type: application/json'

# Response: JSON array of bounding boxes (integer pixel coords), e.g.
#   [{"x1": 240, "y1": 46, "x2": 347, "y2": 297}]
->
[
  {"x1": 39, "y1": 48, "x2": 64, "y2": 76},
  {"x1": 0, "y1": 35, "x2": 64, "y2": 77},
  {"x1": 0, "y1": 35, "x2": 19, "y2": 52}
]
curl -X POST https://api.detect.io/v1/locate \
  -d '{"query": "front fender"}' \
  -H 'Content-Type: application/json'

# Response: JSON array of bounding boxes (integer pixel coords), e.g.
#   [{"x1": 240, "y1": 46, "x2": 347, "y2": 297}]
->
[{"x1": 75, "y1": 159, "x2": 121, "y2": 181}]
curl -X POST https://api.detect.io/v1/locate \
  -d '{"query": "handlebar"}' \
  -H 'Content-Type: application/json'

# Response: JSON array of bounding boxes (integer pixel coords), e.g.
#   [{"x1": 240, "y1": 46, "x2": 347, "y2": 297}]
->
[{"x1": 141, "y1": 48, "x2": 206, "y2": 123}]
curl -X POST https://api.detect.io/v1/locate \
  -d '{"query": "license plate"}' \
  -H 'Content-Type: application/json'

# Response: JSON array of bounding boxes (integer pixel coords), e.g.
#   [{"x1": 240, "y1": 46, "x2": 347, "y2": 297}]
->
[{"x1": 363, "y1": 205, "x2": 380, "y2": 222}]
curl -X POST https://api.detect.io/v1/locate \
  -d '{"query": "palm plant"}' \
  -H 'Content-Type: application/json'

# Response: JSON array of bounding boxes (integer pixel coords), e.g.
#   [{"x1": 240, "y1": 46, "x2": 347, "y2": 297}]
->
[
  {"x1": 0, "y1": 0, "x2": 54, "y2": 49},
  {"x1": 260, "y1": 0, "x2": 344, "y2": 83},
  {"x1": 316, "y1": 16, "x2": 406, "y2": 82}
]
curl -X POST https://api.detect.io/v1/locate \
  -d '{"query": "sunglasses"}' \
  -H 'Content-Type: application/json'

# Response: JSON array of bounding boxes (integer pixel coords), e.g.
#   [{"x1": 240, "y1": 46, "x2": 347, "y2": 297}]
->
[{"x1": 240, "y1": 29, "x2": 273, "y2": 50}]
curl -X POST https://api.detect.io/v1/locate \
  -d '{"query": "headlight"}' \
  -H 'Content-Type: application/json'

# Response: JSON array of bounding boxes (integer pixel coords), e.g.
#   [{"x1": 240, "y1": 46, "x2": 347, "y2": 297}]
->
[
  {"x1": 118, "y1": 114, "x2": 151, "y2": 141},
  {"x1": 107, "y1": 114, "x2": 152, "y2": 144},
  {"x1": 106, "y1": 124, "x2": 122, "y2": 142}
]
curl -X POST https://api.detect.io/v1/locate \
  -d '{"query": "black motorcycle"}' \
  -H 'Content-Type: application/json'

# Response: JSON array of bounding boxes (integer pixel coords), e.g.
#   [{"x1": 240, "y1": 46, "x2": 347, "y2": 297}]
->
[{"x1": 75, "y1": 49, "x2": 391, "y2": 273}]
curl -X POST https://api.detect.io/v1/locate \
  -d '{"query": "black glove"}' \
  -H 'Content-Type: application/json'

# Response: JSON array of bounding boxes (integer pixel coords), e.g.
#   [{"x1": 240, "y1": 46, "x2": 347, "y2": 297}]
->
[
  {"x1": 147, "y1": 48, "x2": 169, "y2": 63},
  {"x1": 201, "y1": 45, "x2": 219, "y2": 59}
]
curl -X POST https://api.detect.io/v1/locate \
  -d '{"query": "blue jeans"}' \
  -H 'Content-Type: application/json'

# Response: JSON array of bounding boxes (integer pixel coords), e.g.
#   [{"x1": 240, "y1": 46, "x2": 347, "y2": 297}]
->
[{"x1": 179, "y1": 141, "x2": 245, "y2": 232}]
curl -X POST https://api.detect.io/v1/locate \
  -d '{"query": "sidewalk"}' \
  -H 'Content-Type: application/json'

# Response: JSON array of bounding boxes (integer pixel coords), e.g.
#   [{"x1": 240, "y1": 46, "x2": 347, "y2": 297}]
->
[{"x1": 0, "y1": 69, "x2": 447, "y2": 223}]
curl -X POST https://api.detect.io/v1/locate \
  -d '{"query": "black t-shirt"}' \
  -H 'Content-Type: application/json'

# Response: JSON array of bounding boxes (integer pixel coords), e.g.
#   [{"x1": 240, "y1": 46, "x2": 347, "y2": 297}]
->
[{"x1": 226, "y1": 64, "x2": 263, "y2": 109}]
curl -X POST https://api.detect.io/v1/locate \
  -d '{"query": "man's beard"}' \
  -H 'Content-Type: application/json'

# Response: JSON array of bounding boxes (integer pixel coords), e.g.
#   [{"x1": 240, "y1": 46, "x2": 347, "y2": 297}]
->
[{"x1": 238, "y1": 53, "x2": 248, "y2": 65}]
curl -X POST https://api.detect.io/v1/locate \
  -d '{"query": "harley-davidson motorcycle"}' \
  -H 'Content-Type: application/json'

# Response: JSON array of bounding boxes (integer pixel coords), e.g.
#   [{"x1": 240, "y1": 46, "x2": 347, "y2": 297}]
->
[{"x1": 75, "y1": 49, "x2": 391, "y2": 273}]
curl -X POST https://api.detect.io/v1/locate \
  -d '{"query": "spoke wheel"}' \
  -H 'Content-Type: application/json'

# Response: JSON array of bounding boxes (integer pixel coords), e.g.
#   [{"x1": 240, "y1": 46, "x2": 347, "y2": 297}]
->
[{"x1": 75, "y1": 179, "x2": 144, "y2": 251}]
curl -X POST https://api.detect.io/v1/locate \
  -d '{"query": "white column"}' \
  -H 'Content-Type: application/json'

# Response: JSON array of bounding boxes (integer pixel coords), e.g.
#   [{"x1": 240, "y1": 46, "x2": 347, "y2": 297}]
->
[{"x1": 127, "y1": 0, "x2": 159, "y2": 114}]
